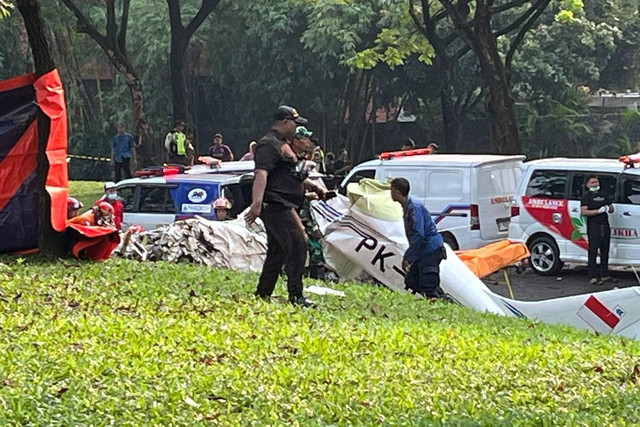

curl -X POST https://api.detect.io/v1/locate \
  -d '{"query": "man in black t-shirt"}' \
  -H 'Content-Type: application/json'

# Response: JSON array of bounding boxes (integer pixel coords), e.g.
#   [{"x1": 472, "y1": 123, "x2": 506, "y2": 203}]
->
[
  {"x1": 245, "y1": 105, "x2": 317, "y2": 307},
  {"x1": 580, "y1": 174, "x2": 614, "y2": 285}
]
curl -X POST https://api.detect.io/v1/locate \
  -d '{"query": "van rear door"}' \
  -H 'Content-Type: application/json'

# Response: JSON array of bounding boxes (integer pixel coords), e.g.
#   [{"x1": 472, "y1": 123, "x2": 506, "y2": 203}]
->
[{"x1": 477, "y1": 164, "x2": 522, "y2": 241}]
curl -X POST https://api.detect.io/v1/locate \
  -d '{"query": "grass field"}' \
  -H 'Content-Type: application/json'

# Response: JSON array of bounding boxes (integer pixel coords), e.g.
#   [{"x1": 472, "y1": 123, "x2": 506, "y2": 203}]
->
[
  {"x1": 0, "y1": 256, "x2": 638, "y2": 425},
  {"x1": 69, "y1": 180, "x2": 105, "y2": 209}
]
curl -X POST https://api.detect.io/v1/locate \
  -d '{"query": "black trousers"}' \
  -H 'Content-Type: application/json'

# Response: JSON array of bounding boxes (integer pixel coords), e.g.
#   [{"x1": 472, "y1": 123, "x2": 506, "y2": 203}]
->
[
  {"x1": 588, "y1": 223, "x2": 610, "y2": 279},
  {"x1": 114, "y1": 157, "x2": 131, "y2": 182},
  {"x1": 256, "y1": 204, "x2": 307, "y2": 300},
  {"x1": 405, "y1": 247, "x2": 446, "y2": 298}
]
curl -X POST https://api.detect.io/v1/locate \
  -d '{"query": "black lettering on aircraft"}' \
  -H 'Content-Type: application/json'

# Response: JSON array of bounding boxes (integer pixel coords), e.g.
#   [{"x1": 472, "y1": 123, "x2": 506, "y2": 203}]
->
[{"x1": 371, "y1": 245, "x2": 395, "y2": 272}]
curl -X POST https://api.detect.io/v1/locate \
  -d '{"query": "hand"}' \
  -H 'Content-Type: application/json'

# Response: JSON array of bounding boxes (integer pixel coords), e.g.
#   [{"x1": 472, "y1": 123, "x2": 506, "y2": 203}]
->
[
  {"x1": 598, "y1": 206, "x2": 607, "y2": 214},
  {"x1": 245, "y1": 201, "x2": 262, "y2": 224},
  {"x1": 402, "y1": 259, "x2": 410, "y2": 272},
  {"x1": 608, "y1": 204, "x2": 614, "y2": 214},
  {"x1": 316, "y1": 186, "x2": 328, "y2": 200},
  {"x1": 305, "y1": 192, "x2": 319, "y2": 201}
]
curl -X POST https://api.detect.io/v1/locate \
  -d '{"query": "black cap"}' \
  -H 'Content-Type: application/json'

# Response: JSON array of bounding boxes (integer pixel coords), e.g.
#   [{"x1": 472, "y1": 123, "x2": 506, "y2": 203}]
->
[{"x1": 274, "y1": 105, "x2": 308, "y2": 124}]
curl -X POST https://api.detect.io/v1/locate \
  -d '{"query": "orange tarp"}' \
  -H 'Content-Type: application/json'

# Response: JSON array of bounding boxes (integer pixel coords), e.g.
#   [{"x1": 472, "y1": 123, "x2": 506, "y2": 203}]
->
[{"x1": 455, "y1": 240, "x2": 530, "y2": 278}]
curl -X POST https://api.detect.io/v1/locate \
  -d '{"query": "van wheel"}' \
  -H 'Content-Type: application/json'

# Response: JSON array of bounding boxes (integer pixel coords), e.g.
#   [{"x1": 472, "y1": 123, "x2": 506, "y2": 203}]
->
[
  {"x1": 528, "y1": 236, "x2": 563, "y2": 276},
  {"x1": 442, "y1": 233, "x2": 459, "y2": 251}
]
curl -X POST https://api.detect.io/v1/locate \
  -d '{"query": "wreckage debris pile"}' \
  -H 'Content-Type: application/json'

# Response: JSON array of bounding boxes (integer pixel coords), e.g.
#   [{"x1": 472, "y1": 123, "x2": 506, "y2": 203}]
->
[{"x1": 113, "y1": 217, "x2": 268, "y2": 273}]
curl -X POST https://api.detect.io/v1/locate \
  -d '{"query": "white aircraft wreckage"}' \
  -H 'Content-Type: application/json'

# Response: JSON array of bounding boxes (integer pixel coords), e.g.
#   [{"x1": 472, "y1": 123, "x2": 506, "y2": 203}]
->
[{"x1": 310, "y1": 180, "x2": 640, "y2": 340}]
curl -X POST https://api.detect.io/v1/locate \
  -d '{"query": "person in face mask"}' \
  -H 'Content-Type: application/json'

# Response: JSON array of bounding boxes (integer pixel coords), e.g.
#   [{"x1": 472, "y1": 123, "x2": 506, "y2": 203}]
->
[
  {"x1": 580, "y1": 174, "x2": 614, "y2": 285},
  {"x1": 96, "y1": 181, "x2": 125, "y2": 230}
]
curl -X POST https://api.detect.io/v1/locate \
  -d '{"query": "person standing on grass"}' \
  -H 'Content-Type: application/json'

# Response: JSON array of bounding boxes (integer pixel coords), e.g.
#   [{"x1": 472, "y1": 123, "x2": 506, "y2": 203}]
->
[
  {"x1": 580, "y1": 174, "x2": 614, "y2": 285},
  {"x1": 390, "y1": 177, "x2": 447, "y2": 299},
  {"x1": 111, "y1": 122, "x2": 133, "y2": 182},
  {"x1": 245, "y1": 105, "x2": 316, "y2": 308}
]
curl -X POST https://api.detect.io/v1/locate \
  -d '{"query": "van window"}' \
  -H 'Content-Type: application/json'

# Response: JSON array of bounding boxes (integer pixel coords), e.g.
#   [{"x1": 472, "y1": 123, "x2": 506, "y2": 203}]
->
[
  {"x1": 223, "y1": 180, "x2": 254, "y2": 218},
  {"x1": 383, "y1": 168, "x2": 426, "y2": 197},
  {"x1": 118, "y1": 185, "x2": 136, "y2": 212},
  {"x1": 570, "y1": 173, "x2": 617, "y2": 201},
  {"x1": 428, "y1": 171, "x2": 462, "y2": 197},
  {"x1": 479, "y1": 167, "x2": 520, "y2": 196},
  {"x1": 345, "y1": 169, "x2": 376, "y2": 185},
  {"x1": 620, "y1": 176, "x2": 640, "y2": 205},
  {"x1": 525, "y1": 170, "x2": 569, "y2": 199},
  {"x1": 139, "y1": 186, "x2": 176, "y2": 213}
]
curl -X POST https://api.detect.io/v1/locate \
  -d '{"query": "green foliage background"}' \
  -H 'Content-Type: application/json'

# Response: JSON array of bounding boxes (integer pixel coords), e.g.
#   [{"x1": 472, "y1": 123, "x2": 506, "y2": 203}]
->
[{"x1": 4, "y1": 0, "x2": 640, "y2": 174}]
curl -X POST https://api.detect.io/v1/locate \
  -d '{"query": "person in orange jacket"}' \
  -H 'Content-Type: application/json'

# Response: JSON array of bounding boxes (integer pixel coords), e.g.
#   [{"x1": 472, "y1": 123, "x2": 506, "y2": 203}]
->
[
  {"x1": 96, "y1": 181, "x2": 124, "y2": 230},
  {"x1": 67, "y1": 201, "x2": 115, "y2": 227}
]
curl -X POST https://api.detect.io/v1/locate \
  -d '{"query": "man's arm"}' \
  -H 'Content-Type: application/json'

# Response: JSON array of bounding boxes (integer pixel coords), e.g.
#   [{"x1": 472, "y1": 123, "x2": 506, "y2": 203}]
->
[
  {"x1": 403, "y1": 206, "x2": 424, "y2": 265},
  {"x1": 303, "y1": 178, "x2": 327, "y2": 197},
  {"x1": 111, "y1": 137, "x2": 115, "y2": 165},
  {"x1": 227, "y1": 146, "x2": 235, "y2": 161},
  {"x1": 245, "y1": 169, "x2": 268, "y2": 223},
  {"x1": 581, "y1": 195, "x2": 612, "y2": 216},
  {"x1": 581, "y1": 205, "x2": 610, "y2": 216},
  {"x1": 164, "y1": 133, "x2": 173, "y2": 151}
]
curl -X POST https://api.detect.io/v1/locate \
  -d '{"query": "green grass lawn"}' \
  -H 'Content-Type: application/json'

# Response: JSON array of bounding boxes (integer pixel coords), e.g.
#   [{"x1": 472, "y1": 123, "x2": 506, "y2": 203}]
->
[
  {"x1": 0, "y1": 257, "x2": 639, "y2": 424},
  {"x1": 69, "y1": 180, "x2": 104, "y2": 209}
]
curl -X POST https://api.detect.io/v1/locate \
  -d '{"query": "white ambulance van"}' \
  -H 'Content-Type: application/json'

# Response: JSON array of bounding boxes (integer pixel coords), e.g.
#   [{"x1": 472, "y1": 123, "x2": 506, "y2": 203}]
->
[
  {"x1": 339, "y1": 151, "x2": 526, "y2": 250},
  {"x1": 509, "y1": 158, "x2": 640, "y2": 275}
]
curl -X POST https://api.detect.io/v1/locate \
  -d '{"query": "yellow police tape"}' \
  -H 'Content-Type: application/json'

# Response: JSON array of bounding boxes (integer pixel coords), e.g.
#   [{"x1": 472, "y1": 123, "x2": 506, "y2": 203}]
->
[{"x1": 67, "y1": 154, "x2": 111, "y2": 162}]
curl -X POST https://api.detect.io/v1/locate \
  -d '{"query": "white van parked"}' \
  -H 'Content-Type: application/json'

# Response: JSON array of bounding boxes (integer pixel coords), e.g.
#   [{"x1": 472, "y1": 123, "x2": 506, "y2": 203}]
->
[
  {"x1": 340, "y1": 152, "x2": 525, "y2": 250},
  {"x1": 509, "y1": 158, "x2": 640, "y2": 275}
]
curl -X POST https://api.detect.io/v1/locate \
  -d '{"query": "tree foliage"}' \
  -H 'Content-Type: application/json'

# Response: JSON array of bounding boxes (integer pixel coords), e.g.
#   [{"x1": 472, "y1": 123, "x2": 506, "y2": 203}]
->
[
  {"x1": 5, "y1": 0, "x2": 640, "y2": 172},
  {"x1": 0, "y1": 0, "x2": 13, "y2": 18}
]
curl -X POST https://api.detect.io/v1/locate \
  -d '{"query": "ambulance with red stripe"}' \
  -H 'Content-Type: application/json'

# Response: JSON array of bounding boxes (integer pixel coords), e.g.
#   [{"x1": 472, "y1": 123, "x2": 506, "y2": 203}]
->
[
  {"x1": 509, "y1": 158, "x2": 640, "y2": 275},
  {"x1": 340, "y1": 151, "x2": 526, "y2": 250}
]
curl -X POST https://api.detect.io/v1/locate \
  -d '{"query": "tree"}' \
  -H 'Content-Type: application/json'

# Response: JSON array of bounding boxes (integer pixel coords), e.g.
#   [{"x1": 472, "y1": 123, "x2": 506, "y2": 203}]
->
[
  {"x1": 166, "y1": 0, "x2": 220, "y2": 122},
  {"x1": 407, "y1": 0, "x2": 480, "y2": 151},
  {"x1": 15, "y1": 0, "x2": 64, "y2": 256},
  {"x1": 434, "y1": 0, "x2": 553, "y2": 154},
  {"x1": 59, "y1": 0, "x2": 153, "y2": 165}
]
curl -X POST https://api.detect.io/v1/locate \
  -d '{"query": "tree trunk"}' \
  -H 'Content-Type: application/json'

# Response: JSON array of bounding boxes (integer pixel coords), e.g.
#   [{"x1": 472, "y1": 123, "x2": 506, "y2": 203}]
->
[
  {"x1": 108, "y1": 56, "x2": 152, "y2": 166},
  {"x1": 473, "y1": 1, "x2": 521, "y2": 154},
  {"x1": 439, "y1": 61, "x2": 460, "y2": 152},
  {"x1": 166, "y1": 0, "x2": 220, "y2": 124},
  {"x1": 49, "y1": 26, "x2": 96, "y2": 132},
  {"x1": 16, "y1": 0, "x2": 64, "y2": 257},
  {"x1": 170, "y1": 34, "x2": 188, "y2": 121}
]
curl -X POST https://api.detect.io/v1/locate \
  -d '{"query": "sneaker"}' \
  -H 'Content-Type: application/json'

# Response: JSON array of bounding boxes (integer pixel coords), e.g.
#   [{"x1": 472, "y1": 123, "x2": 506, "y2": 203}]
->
[
  {"x1": 290, "y1": 296, "x2": 317, "y2": 308},
  {"x1": 589, "y1": 278, "x2": 600, "y2": 285}
]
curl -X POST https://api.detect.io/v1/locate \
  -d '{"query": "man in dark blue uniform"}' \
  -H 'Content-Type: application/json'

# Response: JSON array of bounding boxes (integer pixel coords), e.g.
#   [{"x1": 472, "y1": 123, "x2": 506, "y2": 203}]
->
[{"x1": 390, "y1": 177, "x2": 447, "y2": 299}]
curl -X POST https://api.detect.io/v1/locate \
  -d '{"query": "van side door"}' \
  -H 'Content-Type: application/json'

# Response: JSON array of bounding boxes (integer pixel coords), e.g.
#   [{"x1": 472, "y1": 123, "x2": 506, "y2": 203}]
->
[
  {"x1": 118, "y1": 184, "x2": 138, "y2": 231},
  {"x1": 476, "y1": 166, "x2": 521, "y2": 241},
  {"x1": 610, "y1": 174, "x2": 640, "y2": 263}
]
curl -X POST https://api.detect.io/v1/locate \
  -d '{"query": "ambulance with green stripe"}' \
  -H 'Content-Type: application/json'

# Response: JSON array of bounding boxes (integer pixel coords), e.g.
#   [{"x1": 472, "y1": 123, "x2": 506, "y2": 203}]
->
[{"x1": 509, "y1": 158, "x2": 640, "y2": 275}]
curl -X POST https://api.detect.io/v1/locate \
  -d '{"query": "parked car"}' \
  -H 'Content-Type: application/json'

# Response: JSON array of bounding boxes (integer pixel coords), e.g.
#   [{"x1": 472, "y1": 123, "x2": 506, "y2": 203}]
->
[
  {"x1": 185, "y1": 160, "x2": 255, "y2": 176},
  {"x1": 340, "y1": 151, "x2": 526, "y2": 250},
  {"x1": 116, "y1": 171, "x2": 254, "y2": 231},
  {"x1": 508, "y1": 157, "x2": 640, "y2": 275}
]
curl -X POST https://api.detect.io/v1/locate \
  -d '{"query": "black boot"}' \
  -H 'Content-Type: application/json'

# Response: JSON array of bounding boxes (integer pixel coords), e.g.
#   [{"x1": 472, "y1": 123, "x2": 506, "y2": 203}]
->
[{"x1": 290, "y1": 296, "x2": 317, "y2": 308}]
